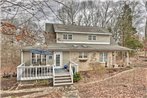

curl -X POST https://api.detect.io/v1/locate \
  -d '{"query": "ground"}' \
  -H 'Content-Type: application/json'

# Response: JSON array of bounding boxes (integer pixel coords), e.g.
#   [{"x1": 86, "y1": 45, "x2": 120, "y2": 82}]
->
[{"x1": 1, "y1": 67, "x2": 147, "y2": 98}]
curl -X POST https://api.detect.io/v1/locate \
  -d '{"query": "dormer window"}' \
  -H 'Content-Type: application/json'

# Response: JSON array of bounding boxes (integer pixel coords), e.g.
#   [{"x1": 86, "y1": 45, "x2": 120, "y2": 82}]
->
[
  {"x1": 63, "y1": 34, "x2": 72, "y2": 40},
  {"x1": 88, "y1": 35, "x2": 96, "y2": 40}
]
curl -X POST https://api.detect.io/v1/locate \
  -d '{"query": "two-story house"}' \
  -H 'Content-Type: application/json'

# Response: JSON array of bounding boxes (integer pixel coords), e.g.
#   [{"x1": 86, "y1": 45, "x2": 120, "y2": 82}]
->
[{"x1": 17, "y1": 23, "x2": 131, "y2": 86}]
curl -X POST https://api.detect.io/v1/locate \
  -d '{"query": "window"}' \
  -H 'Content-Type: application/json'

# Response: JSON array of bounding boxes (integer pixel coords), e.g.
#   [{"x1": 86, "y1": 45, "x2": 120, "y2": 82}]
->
[
  {"x1": 88, "y1": 35, "x2": 97, "y2": 40},
  {"x1": 63, "y1": 34, "x2": 72, "y2": 40},
  {"x1": 32, "y1": 53, "x2": 46, "y2": 65},
  {"x1": 63, "y1": 34, "x2": 67, "y2": 39},
  {"x1": 79, "y1": 52, "x2": 88, "y2": 58},
  {"x1": 49, "y1": 55, "x2": 52, "y2": 59},
  {"x1": 99, "y1": 52, "x2": 108, "y2": 62}
]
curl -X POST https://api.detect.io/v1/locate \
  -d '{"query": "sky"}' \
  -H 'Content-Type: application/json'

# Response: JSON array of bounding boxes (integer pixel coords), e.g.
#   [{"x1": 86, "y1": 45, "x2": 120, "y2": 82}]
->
[{"x1": 1, "y1": 0, "x2": 146, "y2": 37}]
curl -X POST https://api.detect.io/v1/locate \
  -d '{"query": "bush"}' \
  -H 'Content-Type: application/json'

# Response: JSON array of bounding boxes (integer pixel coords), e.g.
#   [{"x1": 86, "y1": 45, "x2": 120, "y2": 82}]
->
[{"x1": 73, "y1": 73, "x2": 81, "y2": 82}]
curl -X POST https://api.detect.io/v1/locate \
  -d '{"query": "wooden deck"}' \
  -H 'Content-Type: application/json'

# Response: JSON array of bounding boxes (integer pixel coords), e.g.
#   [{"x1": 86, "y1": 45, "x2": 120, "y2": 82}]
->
[
  {"x1": 17, "y1": 63, "x2": 53, "y2": 81},
  {"x1": 17, "y1": 61, "x2": 78, "y2": 84}
]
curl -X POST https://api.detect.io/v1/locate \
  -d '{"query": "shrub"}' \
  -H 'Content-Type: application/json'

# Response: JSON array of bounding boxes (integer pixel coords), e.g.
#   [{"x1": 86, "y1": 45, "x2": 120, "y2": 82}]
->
[{"x1": 73, "y1": 73, "x2": 81, "y2": 82}]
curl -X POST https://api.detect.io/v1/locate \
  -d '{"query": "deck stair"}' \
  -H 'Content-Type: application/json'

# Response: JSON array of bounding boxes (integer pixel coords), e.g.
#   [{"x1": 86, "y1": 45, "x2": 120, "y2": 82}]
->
[{"x1": 53, "y1": 67, "x2": 73, "y2": 86}]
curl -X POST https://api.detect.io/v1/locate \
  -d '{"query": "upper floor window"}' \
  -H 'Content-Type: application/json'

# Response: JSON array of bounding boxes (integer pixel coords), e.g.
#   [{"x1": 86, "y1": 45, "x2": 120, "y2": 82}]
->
[
  {"x1": 99, "y1": 52, "x2": 108, "y2": 62},
  {"x1": 88, "y1": 35, "x2": 96, "y2": 40},
  {"x1": 63, "y1": 34, "x2": 73, "y2": 40}
]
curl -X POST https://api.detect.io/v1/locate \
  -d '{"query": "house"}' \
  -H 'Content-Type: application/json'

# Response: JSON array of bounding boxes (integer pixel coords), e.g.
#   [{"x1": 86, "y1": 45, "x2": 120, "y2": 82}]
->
[{"x1": 17, "y1": 24, "x2": 131, "y2": 86}]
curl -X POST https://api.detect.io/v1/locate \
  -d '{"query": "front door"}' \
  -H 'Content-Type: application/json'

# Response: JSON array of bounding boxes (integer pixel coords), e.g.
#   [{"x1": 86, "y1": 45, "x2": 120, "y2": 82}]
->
[{"x1": 54, "y1": 52, "x2": 62, "y2": 67}]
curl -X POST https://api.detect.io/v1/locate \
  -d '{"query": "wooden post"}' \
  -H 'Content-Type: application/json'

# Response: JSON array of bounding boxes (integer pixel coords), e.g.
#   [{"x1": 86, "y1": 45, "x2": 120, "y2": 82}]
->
[{"x1": 36, "y1": 67, "x2": 37, "y2": 78}]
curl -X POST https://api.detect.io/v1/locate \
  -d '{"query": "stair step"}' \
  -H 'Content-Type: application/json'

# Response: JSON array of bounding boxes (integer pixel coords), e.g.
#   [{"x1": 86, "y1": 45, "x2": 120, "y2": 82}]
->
[
  {"x1": 55, "y1": 77, "x2": 71, "y2": 80},
  {"x1": 55, "y1": 79, "x2": 72, "y2": 83},
  {"x1": 54, "y1": 82, "x2": 73, "y2": 86},
  {"x1": 55, "y1": 74, "x2": 70, "y2": 77},
  {"x1": 55, "y1": 78, "x2": 71, "y2": 81}
]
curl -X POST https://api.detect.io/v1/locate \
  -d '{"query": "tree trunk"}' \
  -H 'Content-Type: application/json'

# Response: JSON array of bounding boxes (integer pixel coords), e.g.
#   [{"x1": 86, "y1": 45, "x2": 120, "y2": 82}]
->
[
  {"x1": 145, "y1": 1, "x2": 147, "y2": 57},
  {"x1": 145, "y1": 18, "x2": 147, "y2": 57}
]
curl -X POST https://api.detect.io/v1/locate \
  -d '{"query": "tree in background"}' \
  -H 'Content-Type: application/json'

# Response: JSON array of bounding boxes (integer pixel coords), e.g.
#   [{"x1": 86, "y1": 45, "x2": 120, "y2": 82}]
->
[{"x1": 116, "y1": 3, "x2": 143, "y2": 49}]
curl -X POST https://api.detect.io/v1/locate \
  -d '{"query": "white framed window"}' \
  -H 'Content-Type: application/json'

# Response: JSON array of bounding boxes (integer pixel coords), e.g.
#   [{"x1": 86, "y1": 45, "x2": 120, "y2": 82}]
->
[
  {"x1": 88, "y1": 35, "x2": 97, "y2": 40},
  {"x1": 79, "y1": 52, "x2": 88, "y2": 58},
  {"x1": 99, "y1": 52, "x2": 108, "y2": 62},
  {"x1": 32, "y1": 53, "x2": 46, "y2": 65},
  {"x1": 63, "y1": 34, "x2": 73, "y2": 40}
]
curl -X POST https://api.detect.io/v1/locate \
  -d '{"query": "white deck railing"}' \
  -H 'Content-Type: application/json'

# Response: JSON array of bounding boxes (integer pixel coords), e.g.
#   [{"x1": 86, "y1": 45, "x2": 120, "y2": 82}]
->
[{"x1": 17, "y1": 63, "x2": 53, "y2": 81}]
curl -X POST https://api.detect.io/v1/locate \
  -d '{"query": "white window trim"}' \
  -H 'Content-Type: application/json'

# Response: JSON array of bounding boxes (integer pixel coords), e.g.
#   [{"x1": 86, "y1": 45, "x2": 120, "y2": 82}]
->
[
  {"x1": 88, "y1": 35, "x2": 97, "y2": 41},
  {"x1": 79, "y1": 52, "x2": 88, "y2": 58},
  {"x1": 31, "y1": 53, "x2": 47, "y2": 65},
  {"x1": 63, "y1": 34, "x2": 73, "y2": 40},
  {"x1": 99, "y1": 52, "x2": 108, "y2": 63}
]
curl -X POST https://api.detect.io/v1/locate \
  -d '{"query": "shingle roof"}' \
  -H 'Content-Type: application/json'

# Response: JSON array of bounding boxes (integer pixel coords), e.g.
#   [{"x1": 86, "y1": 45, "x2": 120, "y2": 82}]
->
[
  {"x1": 53, "y1": 24, "x2": 111, "y2": 35},
  {"x1": 22, "y1": 44, "x2": 131, "y2": 51}
]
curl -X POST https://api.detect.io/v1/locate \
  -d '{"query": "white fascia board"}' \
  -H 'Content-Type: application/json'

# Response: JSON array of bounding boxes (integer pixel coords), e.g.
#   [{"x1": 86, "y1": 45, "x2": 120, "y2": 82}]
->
[
  {"x1": 57, "y1": 41, "x2": 110, "y2": 44},
  {"x1": 55, "y1": 30, "x2": 112, "y2": 35}
]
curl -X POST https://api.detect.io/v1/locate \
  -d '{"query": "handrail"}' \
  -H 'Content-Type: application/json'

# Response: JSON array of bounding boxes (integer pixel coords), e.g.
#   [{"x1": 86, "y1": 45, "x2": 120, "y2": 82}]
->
[
  {"x1": 69, "y1": 60, "x2": 78, "y2": 73},
  {"x1": 17, "y1": 63, "x2": 25, "y2": 67},
  {"x1": 70, "y1": 60, "x2": 78, "y2": 66}
]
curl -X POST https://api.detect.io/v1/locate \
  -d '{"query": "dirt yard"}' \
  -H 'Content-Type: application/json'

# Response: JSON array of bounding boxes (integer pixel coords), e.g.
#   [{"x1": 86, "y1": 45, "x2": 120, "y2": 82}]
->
[
  {"x1": 76, "y1": 68, "x2": 147, "y2": 98},
  {"x1": 1, "y1": 67, "x2": 147, "y2": 98}
]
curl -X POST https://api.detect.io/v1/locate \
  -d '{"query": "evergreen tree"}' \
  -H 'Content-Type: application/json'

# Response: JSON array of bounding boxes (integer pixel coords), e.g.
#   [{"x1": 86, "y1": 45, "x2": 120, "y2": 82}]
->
[{"x1": 116, "y1": 3, "x2": 142, "y2": 49}]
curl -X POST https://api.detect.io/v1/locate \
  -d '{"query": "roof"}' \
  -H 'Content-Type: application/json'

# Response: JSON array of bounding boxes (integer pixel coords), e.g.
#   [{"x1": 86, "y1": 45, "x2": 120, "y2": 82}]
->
[
  {"x1": 47, "y1": 24, "x2": 112, "y2": 35},
  {"x1": 22, "y1": 44, "x2": 132, "y2": 51}
]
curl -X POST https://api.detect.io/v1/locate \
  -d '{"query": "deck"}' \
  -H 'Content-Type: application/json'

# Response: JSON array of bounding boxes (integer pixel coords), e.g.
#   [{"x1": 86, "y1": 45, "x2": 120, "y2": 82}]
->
[{"x1": 17, "y1": 61, "x2": 78, "y2": 81}]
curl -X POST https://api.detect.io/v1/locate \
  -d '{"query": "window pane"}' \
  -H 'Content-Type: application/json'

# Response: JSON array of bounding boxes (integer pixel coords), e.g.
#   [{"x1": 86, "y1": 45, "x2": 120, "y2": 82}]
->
[
  {"x1": 49, "y1": 55, "x2": 52, "y2": 59},
  {"x1": 84, "y1": 52, "x2": 88, "y2": 58},
  {"x1": 88, "y1": 35, "x2": 92, "y2": 40},
  {"x1": 93, "y1": 36, "x2": 96, "y2": 40},
  {"x1": 68, "y1": 34, "x2": 72, "y2": 39},
  {"x1": 63, "y1": 34, "x2": 67, "y2": 39},
  {"x1": 104, "y1": 53, "x2": 108, "y2": 62},
  {"x1": 99, "y1": 53, "x2": 103, "y2": 62},
  {"x1": 79, "y1": 52, "x2": 82, "y2": 58}
]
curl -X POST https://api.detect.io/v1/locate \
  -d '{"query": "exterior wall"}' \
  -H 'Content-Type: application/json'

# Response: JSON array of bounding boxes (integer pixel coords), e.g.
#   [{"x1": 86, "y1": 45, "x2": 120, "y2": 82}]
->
[
  {"x1": 62, "y1": 51, "x2": 70, "y2": 66},
  {"x1": 23, "y1": 51, "x2": 31, "y2": 66},
  {"x1": 56, "y1": 33, "x2": 110, "y2": 44},
  {"x1": 68, "y1": 51, "x2": 113, "y2": 71},
  {"x1": 22, "y1": 51, "x2": 113, "y2": 71}
]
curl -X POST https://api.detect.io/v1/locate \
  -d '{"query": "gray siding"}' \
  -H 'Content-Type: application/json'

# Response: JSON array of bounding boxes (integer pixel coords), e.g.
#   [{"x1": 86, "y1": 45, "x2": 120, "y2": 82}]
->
[
  {"x1": 23, "y1": 51, "x2": 31, "y2": 66},
  {"x1": 56, "y1": 33, "x2": 110, "y2": 44},
  {"x1": 62, "y1": 51, "x2": 70, "y2": 65}
]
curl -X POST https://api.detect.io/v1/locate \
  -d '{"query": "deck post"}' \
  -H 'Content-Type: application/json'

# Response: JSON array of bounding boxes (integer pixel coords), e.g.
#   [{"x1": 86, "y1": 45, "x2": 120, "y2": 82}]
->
[{"x1": 36, "y1": 67, "x2": 37, "y2": 78}]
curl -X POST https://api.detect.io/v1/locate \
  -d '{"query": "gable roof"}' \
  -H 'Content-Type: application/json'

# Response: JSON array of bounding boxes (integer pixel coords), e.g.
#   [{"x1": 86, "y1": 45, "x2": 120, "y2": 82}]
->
[{"x1": 47, "y1": 24, "x2": 112, "y2": 35}]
